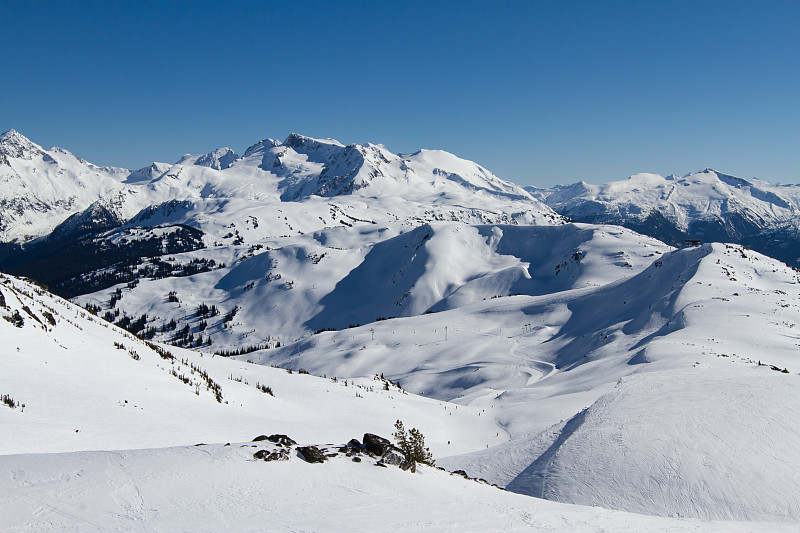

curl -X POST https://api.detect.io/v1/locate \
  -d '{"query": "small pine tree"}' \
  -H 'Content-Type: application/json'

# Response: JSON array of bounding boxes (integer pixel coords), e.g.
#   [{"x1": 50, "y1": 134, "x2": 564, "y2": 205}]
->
[
  {"x1": 393, "y1": 419, "x2": 434, "y2": 466},
  {"x1": 393, "y1": 420, "x2": 409, "y2": 451},
  {"x1": 408, "y1": 428, "x2": 434, "y2": 466}
]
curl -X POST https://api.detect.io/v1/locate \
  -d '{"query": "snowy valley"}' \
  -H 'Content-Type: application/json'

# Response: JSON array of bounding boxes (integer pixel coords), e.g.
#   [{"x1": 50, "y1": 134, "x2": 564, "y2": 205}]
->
[{"x1": 2, "y1": 130, "x2": 800, "y2": 531}]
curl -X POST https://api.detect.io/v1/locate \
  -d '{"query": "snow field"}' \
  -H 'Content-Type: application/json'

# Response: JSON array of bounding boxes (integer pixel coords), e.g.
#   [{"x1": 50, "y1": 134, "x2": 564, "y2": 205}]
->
[{"x1": 2, "y1": 441, "x2": 796, "y2": 533}]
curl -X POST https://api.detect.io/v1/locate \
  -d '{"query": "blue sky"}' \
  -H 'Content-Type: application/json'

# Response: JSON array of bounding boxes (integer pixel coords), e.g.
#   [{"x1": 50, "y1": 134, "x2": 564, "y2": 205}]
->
[{"x1": 1, "y1": 0, "x2": 798, "y2": 186}]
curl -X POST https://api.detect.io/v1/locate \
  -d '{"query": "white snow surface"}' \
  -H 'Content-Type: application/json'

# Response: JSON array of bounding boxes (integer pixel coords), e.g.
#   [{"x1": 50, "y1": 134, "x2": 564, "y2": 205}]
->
[
  {"x1": 76, "y1": 222, "x2": 671, "y2": 348},
  {"x1": 237, "y1": 242, "x2": 800, "y2": 522},
  {"x1": 70, "y1": 213, "x2": 800, "y2": 523},
  {"x1": 2, "y1": 272, "x2": 796, "y2": 532},
  {"x1": 3, "y1": 444, "x2": 794, "y2": 533}
]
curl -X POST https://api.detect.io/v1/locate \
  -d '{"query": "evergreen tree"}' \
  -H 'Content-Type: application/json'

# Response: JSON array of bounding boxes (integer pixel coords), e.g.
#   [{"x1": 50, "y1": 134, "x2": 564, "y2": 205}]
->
[{"x1": 393, "y1": 419, "x2": 434, "y2": 466}]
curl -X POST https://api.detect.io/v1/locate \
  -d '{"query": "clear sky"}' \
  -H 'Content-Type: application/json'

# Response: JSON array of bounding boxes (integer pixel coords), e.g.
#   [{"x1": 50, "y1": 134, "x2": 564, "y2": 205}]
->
[{"x1": 1, "y1": 0, "x2": 798, "y2": 186}]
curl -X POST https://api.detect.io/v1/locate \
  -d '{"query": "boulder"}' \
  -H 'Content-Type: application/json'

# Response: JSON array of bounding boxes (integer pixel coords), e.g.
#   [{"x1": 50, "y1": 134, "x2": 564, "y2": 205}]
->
[
  {"x1": 362, "y1": 433, "x2": 391, "y2": 456},
  {"x1": 253, "y1": 449, "x2": 289, "y2": 462},
  {"x1": 297, "y1": 446, "x2": 327, "y2": 464},
  {"x1": 267, "y1": 434, "x2": 297, "y2": 446},
  {"x1": 380, "y1": 450, "x2": 404, "y2": 466}
]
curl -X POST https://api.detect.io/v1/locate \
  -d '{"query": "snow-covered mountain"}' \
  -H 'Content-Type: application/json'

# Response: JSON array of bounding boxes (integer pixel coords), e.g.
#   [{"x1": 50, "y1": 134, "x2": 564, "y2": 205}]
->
[
  {"x1": 528, "y1": 169, "x2": 800, "y2": 266},
  {"x1": 0, "y1": 129, "x2": 132, "y2": 242},
  {"x1": 0, "y1": 129, "x2": 562, "y2": 298},
  {"x1": 74, "y1": 222, "x2": 671, "y2": 349},
  {"x1": 0, "y1": 129, "x2": 558, "y2": 246}
]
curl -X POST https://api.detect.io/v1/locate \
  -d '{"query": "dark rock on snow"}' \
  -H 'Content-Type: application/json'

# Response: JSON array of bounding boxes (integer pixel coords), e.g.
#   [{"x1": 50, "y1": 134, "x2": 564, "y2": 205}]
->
[
  {"x1": 363, "y1": 433, "x2": 391, "y2": 456},
  {"x1": 379, "y1": 449, "x2": 404, "y2": 467},
  {"x1": 253, "y1": 448, "x2": 290, "y2": 462},
  {"x1": 267, "y1": 434, "x2": 297, "y2": 446},
  {"x1": 297, "y1": 445, "x2": 327, "y2": 463}
]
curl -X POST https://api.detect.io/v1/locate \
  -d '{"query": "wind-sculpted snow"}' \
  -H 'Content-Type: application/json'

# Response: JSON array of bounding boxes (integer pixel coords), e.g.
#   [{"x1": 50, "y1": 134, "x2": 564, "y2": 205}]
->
[
  {"x1": 4, "y1": 440, "x2": 790, "y2": 532},
  {"x1": 505, "y1": 369, "x2": 800, "y2": 522}
]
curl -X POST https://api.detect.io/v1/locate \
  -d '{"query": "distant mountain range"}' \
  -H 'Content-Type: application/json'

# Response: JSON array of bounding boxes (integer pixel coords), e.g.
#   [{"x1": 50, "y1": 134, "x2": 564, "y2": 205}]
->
[
  {"x1": 527, "y1": 169, "x2": 800, "y2": 267},
  {"x1": 3, "y1": 129, "x2": 799, "y2": 277},
  {"x1": 0, "y1": 129, "x2": 561, "y2": 296},
  {"x1": 0, "y1": 128, "x2": 555, "y2": 245}
]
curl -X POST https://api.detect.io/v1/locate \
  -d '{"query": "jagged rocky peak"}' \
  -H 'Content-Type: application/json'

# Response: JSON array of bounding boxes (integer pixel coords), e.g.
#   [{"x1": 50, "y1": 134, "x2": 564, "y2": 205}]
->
[
  {"x1": 176, "y1": 147, "x2": 239, "y2": 170},
  {"x1": 48, "y1": 192, "x2": 130, "y2": 241},
  {"x1": 283, "y1": 132, "x2": 345, "y2": 153},
  {"x1": 195, "y1": 147, "x2": 239, "y2": 170},
  {"x1": 126, "y1": 162, "x2": 171, "y2": 183},
  {"x1": 243, "y1": 132, "x2": 348, "y2": 161},
  {"x1": 0, "y1": 129, "x2": 45, "y2": 160},
  {"x1": 243, "y1": 138, "x2": 282, "y2": 157}
]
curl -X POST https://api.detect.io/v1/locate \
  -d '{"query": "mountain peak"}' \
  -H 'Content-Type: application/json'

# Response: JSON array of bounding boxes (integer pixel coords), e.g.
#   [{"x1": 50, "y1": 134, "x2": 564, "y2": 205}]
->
[
  {"x1": 0, "y1": 129, "x2": 44, "y2": 160},
  {"x1": 177, "y1": 147, "x2": 239, "y2": 170},
  {"x1": 1, "y1": 128, "x2": 21, "y2": 140},
  {"x1": 243, "y1": 138, "x2": 282, "y2": 158},
  {"x1": 283, "y1": 133, "x2": 345, "y2": 151}
]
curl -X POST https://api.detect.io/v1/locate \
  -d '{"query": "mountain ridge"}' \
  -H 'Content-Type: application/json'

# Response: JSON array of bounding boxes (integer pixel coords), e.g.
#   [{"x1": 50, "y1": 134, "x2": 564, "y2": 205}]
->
[
  {"x1": 528, "y1": 168, "x2": 800, "y2": 266},
  {"x1": 0, "y1": 129, "x2": 558, "y2": 245}
]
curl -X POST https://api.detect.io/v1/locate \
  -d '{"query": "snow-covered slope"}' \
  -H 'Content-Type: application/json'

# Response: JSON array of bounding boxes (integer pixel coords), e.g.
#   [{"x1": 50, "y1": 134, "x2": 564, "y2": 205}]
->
[
  {"x1": 2, "y1": 272, "x2": 795, "y2": 532},
  {"x1": 0, "y1": 130, "x2": 562, "y2": 302},
  {"x1": 4, "y1": 443, "x2": 795, "y2": 533},
  {"x1": 0, "y1": 273, "x2": 495, "y2": 457},
  {"x1": 74, "y1": 222, "x2": 670, "y2": 349},
  {"x1": 240, "y1": 242, "x2": 800, "y2": 522},
  {"x1": 6, "y1": 129, "x2": 800, "y2": 529},
  {"x1": 528, "y1": 169, "x2": 800, "y2": 266}
]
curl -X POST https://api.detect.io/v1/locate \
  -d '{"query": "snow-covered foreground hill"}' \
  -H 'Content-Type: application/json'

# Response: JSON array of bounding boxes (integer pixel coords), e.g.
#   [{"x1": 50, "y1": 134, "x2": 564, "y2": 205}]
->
[
  {"x1": 0, "y1": 273, "x2": 495, "y2": 457},
  {"x1": 3, "y1": 443, "x2": 794, "y2": 533},
  {"x1": 6, "y1": 273, "x2": 792, "y2": 532}
]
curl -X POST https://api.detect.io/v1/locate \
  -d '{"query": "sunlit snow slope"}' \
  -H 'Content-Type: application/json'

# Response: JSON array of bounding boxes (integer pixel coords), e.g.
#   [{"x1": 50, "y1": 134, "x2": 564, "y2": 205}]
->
[
  {"x1": 2, "y1": 273, "x2": 796, "y2": 532},
  {"x1": 244, "y1": 242, "x2": 800, "y2": 522}
]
